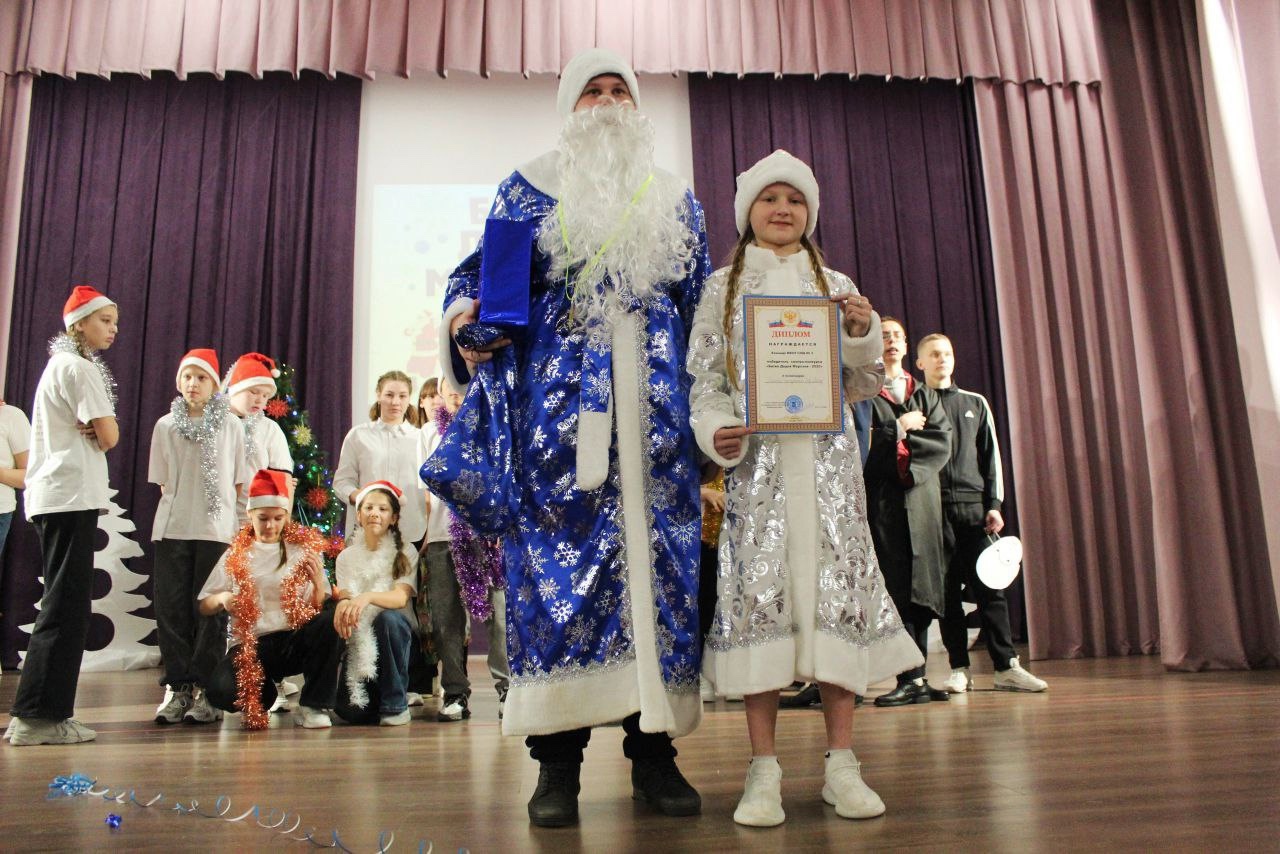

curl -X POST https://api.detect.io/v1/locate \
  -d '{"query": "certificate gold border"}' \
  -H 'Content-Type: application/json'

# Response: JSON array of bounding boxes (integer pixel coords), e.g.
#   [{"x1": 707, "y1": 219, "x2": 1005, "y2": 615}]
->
[{"x1": 743, "y1": 295, "x2": 844, "y2": 434}]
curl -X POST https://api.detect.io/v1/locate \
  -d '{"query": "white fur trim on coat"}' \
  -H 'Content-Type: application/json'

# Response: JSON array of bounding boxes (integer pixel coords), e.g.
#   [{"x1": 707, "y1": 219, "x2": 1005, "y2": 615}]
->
[
  {"x1": 575, "y1": 404, "x2": 613, "y2": 490},
  {"x1": 693, "y1": 410, "x2": 748, "y2": 469},
  {"x1": 840, "y1": 311, "x2": 883, "y2": 371},
  {"x1": 439, "y1": 297, "x2": 475, "y2": 394}
]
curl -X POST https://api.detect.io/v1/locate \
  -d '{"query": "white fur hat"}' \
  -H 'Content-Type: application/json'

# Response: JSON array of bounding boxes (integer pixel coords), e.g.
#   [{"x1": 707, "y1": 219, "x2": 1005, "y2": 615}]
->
[
  {"x1": 733, "y1": 150, "x2": 820, "y2": 237},
  {"x1": 556, "y1": 48, "x2": 641, "y2": 117}
]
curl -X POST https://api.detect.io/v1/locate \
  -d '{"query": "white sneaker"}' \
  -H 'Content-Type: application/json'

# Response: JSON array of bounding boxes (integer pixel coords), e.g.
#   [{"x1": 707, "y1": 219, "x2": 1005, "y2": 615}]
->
[
  {"x1": 183, "y1": 688, "x2": 222, "y2": 724},
  {"x1": 155, "y1": 685, "x2": 193, "y2": 724},
  {"x1": 406, "y1": 692, "x2": 425, "y2": 707},
  {"x1": 437, "y1": 696, "x2": 470, "y2": 722},
  {"x1": 822, "y1": 749, "x2": 885, "y2": 819},
  {"x1": 733, "y1": 757, "x2": 785, "y2": 827},
  {"x1": 379, "y1": 709, "x2": 412, "y2": 726},
  {"x1": 279, "y1": 679, "x2": 300, "y2": 695},
  {"x1": 268, "y1": 692, "x2": 291, "y2": 713},
  {"x1": 993, "y1": 657, "x2": 1048, "y2": 693},
  {"x1": 3, "y1": 718, "x2": 16, "y2": 740},
  {"x1": 941, "y1": 667, "x2": 973, "y2": 694},
  {"x1": 9, "y1": 717, "x2": 97, "y2": 746},
  {"x1": 293, "y1": 706, "x2": 332, "y2": 729}
]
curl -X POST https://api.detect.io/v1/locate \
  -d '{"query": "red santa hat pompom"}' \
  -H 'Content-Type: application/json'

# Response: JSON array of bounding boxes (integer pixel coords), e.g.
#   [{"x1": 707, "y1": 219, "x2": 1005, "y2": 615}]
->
[
  {"x1": 176, "y1": 348, "x2": 220, "y2": 388},
  {"x1": 224, "y1": 352, "x2": 282, "y2": 397},
  {"x1": 62, "y1": 285, "x2": 116, "y2": 330},
  {"x1": 733, "y1": 150, "x2": 821, "y2": 238},
  {"x1": 246, "y1": 469, "x2": 292, "y2": 511},
  {"x1": 353, "y1": 480, "x2": 403, "y2": 509}
]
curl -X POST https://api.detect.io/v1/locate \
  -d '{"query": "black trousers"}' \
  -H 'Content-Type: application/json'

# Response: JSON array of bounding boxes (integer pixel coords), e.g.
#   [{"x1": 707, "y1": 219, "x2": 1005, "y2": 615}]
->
[
  {"x1": 876, "y1": 519, "x2": 934, "y2": 684},
  {"x1": 698, "y1": 541, "x2": 718, "y2": 645},
  {"x1": 152, "y1": 538, "x2": 228, "y2": 688},
  {"x1": 941, "y1": 503, "x2": 1016, "y2": 671},
  {"x1": 10, "y1": 510, "x2": 98, "y2": 720},
  {"x1": 205, "y1": 603, "x2": 344, "y2": 712},
  {"x1": 526, "y1": 712, "x2": 678, "y2": 764},
  {"x1": 896, "y1": 602, "x2": 935, "y2": 683}
]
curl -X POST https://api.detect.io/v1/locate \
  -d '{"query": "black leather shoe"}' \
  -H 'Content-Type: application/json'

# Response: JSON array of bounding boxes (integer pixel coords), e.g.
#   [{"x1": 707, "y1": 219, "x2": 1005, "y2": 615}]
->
[
  {"x1": 855, "y1": 693, "x2": 864, "y2": 707},
  {"x1": 873, "y1": 681, "x2": 931, "y2": 707},
  {"x1": 528, "y1": 761, "x2": 581, "y2": 827},
  {"x1": 632, "y1": 757, "x2": 701, "y2": 816},
  {"x1": 923, "y1": 680, "x2": 950, "y2": 702},
  {"x1": 779, "y1": 683, "x2": 821, "y2": 709}
]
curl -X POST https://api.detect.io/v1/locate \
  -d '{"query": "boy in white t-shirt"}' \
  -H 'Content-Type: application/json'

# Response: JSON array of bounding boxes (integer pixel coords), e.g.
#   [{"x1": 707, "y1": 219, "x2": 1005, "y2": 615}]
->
[
  {"x1": 222, "y1": 353, "x2": 293, "y2": 527},
  {"x1": 0, "y1": 398, "x2": 32, "y2": 609},
  {"x1": 8, "y1": 286, "x2": 119, "y2": 747},
  {"x1": 148, "y1": 349, "x2": 248, "y2": 725}
]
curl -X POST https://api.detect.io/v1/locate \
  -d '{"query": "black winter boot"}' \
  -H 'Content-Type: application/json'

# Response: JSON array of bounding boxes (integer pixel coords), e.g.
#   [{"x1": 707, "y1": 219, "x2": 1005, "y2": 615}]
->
[
  {"x1": 631, "y1": 756, "x2": 701, "y2": 816},
  {"x1": 528, "y1": 761, "x2": 581, "y2": 827}
]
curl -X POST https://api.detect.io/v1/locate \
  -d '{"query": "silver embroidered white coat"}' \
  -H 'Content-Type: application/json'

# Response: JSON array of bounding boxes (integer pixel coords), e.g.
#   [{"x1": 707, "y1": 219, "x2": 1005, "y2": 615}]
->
[{"x1": 688, "y1": 245, "x2": 924, "y2": 695}]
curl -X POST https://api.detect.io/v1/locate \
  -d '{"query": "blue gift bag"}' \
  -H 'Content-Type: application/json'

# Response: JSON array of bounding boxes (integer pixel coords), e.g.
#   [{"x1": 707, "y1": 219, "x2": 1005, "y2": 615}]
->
[{"x1": 478, "y1": 218, "x2": 535, "y2": 328}]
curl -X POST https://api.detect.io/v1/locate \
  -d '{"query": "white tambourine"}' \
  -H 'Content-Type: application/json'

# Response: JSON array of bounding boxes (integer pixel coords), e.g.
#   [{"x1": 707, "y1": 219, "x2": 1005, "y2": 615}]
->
[{"x1": 976, "y1": 535, "x2": 1023, "y2": 590}]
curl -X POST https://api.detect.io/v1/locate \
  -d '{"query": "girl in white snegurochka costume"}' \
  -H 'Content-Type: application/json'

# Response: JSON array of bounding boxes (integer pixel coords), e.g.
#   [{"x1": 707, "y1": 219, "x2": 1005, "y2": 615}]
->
[{"x1": 687, "y1": 150, "x2": 923, "y2": 827}]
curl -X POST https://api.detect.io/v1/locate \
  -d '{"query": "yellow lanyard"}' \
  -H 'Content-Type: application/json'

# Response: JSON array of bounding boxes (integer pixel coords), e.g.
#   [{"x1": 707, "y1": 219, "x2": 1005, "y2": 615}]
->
[{"x1": 558, "y1": 173, "x2": 654, "y2": 314}]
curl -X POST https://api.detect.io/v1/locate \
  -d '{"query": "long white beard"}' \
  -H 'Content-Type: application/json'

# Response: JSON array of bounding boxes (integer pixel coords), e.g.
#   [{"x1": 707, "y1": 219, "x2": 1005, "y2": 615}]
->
[{"x1": 538, "y1": 104, "x2": 696, "y2": 332}]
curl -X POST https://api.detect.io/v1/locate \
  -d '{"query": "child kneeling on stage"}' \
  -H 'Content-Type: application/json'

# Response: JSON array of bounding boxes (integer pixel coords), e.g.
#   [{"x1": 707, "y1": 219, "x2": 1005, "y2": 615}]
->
[
  {"x1": 198, "y1": 469, "x2": 343, "y2": 729},
  {"x1": 689, "y1": 151, "x2": 924, "y2": 826},
  {"x1": 332, "y1": 481, "x2": 419, "y2": 726}
]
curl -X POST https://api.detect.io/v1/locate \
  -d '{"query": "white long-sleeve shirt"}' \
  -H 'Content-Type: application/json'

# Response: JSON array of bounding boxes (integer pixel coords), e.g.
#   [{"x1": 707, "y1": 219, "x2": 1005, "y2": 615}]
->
[{"x1": 332, "y1": 419, "x2": 427, "y2": 543}]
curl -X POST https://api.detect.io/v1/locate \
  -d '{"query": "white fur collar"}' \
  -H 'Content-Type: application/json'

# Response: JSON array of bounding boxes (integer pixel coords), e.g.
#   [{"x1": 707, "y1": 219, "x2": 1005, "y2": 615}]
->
[
  {"x1": 340, "y1": 535, "x2": 400, "y2": 597},
  {"x1": 744, "y1": 243, "x2": 812, "y2": 272}
]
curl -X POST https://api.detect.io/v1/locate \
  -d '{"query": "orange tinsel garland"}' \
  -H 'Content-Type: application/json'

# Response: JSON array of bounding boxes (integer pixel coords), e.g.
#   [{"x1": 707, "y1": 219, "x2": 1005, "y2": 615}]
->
[{"x1": 225, "y1": 522, "x2": 327, "y2": 730}]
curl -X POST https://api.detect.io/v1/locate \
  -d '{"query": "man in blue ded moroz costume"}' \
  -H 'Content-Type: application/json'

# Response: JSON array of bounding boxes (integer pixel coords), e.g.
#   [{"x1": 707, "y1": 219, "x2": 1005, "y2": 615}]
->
[{"x1": 429, "y1": 48, "x2": 712, "y2": 827}]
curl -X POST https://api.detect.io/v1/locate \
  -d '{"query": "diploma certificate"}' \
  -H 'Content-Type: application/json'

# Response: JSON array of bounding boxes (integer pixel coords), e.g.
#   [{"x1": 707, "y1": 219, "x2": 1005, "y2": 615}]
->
[{"x1": 743, "y1": 295, "x2": 843, "y2": 433}]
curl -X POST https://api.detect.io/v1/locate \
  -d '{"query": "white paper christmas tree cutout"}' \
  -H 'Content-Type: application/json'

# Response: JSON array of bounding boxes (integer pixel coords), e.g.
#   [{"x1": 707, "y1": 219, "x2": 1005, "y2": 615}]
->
[{"x1": 20, "y1": 488, "x2": 160, "y2": 671}]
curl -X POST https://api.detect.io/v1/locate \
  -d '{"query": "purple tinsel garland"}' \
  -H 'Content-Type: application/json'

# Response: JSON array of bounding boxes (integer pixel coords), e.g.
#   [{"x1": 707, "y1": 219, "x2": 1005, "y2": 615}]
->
[{"x1": 435, "y1": 404, "x2": 505, "y2": 620}]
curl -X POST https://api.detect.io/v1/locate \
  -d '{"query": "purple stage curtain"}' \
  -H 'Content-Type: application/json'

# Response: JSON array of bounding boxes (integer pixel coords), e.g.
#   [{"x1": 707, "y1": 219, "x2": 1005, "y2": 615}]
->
[
  {"x1": 0, "y1": 71, "x2": 359, "y2": 669},
  {"x1": 688, "y1": 73, "x2": 1025, "y2": 638},
  {"x1": 0, "y1": 0, "x2": 1100, "y2": 83},
  {"x1": 972, "y1": 0, "x2": 1279, "y2": 668}
]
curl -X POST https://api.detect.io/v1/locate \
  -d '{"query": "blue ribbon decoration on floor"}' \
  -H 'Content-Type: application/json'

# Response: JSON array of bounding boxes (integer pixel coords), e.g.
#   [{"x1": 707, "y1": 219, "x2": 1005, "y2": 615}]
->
[{"x1": 47, "y1": 773, "x2": 456, "y2": 853}]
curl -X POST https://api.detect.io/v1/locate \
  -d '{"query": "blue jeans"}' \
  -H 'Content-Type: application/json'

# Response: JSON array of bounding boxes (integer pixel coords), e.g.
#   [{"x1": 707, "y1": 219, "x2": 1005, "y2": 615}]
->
[{"x1": 335, "y1": 609, "x2": 413, "y2": 723}]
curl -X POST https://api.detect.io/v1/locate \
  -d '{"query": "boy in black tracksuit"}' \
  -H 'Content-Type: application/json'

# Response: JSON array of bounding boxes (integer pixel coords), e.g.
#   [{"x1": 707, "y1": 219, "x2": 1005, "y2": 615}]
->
[{"x1": 916, "y1": 333, "x2": 1047, "y2": 693}]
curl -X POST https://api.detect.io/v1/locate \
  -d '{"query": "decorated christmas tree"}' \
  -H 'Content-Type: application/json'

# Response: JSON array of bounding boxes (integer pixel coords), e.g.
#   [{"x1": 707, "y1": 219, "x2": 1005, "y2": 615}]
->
[{"x1": 265, "y1": 364, "x2": 346, "y2": 576}]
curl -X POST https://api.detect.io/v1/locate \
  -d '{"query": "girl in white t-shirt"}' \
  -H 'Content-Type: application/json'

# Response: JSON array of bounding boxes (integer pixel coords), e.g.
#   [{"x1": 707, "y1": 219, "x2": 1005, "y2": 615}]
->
[
  {"x1": 333, "y1": 370, "x2": 427, "y2": 548},
  {"x1": 8, "y1": 286, "x2": 120, "y2": 747},
  {"x1": 148, "y1": 349, "x2": 248, "y2": 726},
  {"x1": 332, "y1": 481, "x2": 419, "y2": 726},
  {"x1": 197, "y1": 469, "x2": 343, "y2": 730}
]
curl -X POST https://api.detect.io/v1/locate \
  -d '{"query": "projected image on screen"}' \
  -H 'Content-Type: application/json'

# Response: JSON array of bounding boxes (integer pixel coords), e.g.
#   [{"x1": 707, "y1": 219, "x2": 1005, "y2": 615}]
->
[{"x1": 368, "y1": 184, "x2": 496, "y2": 395}]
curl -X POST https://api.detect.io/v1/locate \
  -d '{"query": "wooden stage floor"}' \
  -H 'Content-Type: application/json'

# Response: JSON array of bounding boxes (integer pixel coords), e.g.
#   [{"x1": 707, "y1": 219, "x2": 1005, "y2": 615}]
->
[{"x1": 2, "y1": 651, "x2": 1278, "y2": 852}]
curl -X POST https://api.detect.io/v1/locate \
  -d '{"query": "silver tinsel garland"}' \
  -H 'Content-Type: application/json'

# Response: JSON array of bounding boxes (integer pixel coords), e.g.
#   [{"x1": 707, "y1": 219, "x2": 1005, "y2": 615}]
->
[
  {"x1": 47, "y1": 332, "x2": 118, "y2": 413},
  {"x1": 169, "y1": 392, "x2": 231, "y2": 520},
  {"x1": 240, "y1": 411, "x2": 262, "y2": 460}
]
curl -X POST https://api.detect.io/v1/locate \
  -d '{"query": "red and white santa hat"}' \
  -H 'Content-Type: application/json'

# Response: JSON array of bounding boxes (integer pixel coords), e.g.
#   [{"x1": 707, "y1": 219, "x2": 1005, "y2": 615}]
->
[
  {"x1": 224, "y1": 352, "x2": 281, "y2": 397},
  {"x1": 246, "y1": 469, "x2": 292, "y2": 511},
  {"x1": 354, "y1": 480, "x2": 403, "y2": 509},
  {"x1": 63, "y1": 285, "x2": 116, "y2": 330},
  {"x1": 176, "y1": 348, "x2": 220, "y2": 387}
]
